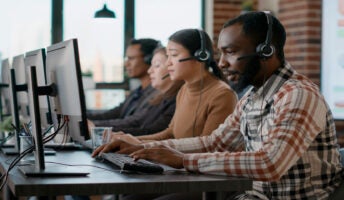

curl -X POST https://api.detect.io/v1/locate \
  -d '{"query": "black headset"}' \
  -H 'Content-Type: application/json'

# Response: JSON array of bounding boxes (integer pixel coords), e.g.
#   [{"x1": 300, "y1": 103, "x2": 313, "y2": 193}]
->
[
  {"x1": 143, "y1": 54, "x2": 153, "y2": 65},
  {"x1": 256, "y1": 12, "x2": 274, "y2": 59},
  {"x1": 143, "y1": 41, "x2": 162, "y2": 65},
  {"x1": 194, "y1": 29, "x2": 211, "y2": 62}
]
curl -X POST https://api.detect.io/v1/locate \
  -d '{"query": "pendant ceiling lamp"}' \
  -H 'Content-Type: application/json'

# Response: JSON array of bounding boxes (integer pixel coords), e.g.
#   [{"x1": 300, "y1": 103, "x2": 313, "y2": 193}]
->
[{"x1": 94, "y1": 4, "x2": 116, "y2": 18}]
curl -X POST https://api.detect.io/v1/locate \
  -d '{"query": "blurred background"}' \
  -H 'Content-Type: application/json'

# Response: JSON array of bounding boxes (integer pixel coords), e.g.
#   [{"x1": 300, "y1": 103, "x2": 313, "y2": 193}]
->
[{"x1": 1, "y1": 0, "x2": 344, "y2": 145}]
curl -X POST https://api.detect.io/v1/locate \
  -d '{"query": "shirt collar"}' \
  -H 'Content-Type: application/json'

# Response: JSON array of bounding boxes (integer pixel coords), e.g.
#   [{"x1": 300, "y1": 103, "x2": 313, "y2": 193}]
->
[{"x1": 248, "y1": 62, "x2": 294, "y2": 104}]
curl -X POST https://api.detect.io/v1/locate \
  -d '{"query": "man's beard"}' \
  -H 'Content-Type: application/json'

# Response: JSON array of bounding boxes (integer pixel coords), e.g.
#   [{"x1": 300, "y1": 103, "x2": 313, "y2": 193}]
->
[{"x1": 231, "y1": 56, "x2": 261, "y2": 93}]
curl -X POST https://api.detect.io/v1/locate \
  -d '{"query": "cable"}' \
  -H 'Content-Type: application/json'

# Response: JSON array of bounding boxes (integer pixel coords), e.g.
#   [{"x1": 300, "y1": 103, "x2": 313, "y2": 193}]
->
[
  {"x1": 192, "y1": 66, "x2": 204, "y2": 137},
  {"x1": 0, "y1": 132, "x2": 15, "y2": 146},
  {"x1": 43, "y1": 116, "x2": 65, "y2": 144},
  {"x1": 259, "y1": 60, "x2": 268, "y2": 144},
  {"x1": 62, "y1": 116, "x2": 69, "y2": 143},
  {"x1": 0, "y1": 143, "x2": 35, "y2": 191},
  {"x1": 257, "y1": 59, "x2": 272, "y2": 198},
  {"x1": 0, "y1": 117, "x2": 67, "y2": 192},
  {"x1": 42, "y1": 124, "x2": 54, "y2": 136}
]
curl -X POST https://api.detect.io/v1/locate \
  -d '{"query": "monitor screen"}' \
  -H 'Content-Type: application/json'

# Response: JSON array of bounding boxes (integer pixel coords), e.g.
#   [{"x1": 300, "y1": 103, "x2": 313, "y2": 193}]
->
[
  {"x1": 45, "y1": 38, "x2": 89, "y2": 143},
  {"x1": 24, "y1": 49, "x2": 52, "y2": 129},
  {"x1": 12, "y1": 54, "x2": 30, "y2": 121},
  {"x1": 1, "y1": 59, "x2": 10, "y2": 83},
  {"x1": 321, "y1": 0, "x2": 344, "y2": 119},
  {"x1": 1, "y1": 59, "x2": 11, "y2": 116}
]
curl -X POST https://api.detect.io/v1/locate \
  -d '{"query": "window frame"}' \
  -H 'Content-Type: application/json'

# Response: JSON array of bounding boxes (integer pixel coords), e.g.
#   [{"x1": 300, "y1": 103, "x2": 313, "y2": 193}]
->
[{"x1": 52, "y1": 0, "x2": 205, "y2": 90}]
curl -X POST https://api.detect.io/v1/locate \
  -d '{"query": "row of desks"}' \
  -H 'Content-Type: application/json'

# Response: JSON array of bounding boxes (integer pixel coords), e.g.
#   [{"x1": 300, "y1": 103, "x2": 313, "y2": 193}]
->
[{"x1": 0, "y1": 149, "x2": 252, "y2": 200}]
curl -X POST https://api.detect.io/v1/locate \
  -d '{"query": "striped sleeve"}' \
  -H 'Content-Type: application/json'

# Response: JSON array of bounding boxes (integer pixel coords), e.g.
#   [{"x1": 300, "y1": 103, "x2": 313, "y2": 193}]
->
[
  {"x1": 183, "y1": 85, "x2": 326, "y2": 181},
  {"x1": 143, "y1": 99, "x2": 244, "y2": 153}
]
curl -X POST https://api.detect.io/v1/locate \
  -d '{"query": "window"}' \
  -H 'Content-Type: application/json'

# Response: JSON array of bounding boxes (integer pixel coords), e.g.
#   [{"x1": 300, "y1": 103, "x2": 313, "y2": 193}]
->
[
  {"x1": 64, "y1": 0, "x2": 203, "y2": 84},
  {"x1": 0, "y1": 0, "x2": 203, "y2": 84},
  {"x1": 64, "y1": 0, "x2": 125, "y2": 83},
  {"x1": 135, "y1": 0, "x2": 203, "y2": 45},
  {"x1": 0, "y1": 0, "x2": 51, "y2": 62}
]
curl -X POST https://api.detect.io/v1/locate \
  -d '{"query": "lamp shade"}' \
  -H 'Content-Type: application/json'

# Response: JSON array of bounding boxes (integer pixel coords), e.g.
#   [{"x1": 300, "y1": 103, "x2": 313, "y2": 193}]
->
[{"x1": 94, "y1": 4, "x2": 116, "y2": 18}]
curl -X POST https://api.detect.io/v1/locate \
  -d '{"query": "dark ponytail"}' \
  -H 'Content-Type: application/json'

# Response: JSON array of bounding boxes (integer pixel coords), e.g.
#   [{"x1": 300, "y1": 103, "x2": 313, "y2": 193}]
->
[{"x1": 209, "y1": 60, "x2": 226, "y2": 82}]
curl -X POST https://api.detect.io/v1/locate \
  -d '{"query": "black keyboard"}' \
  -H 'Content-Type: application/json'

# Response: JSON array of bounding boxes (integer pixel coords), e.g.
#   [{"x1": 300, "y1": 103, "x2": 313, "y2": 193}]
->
[
  {"x1": 100, "y1": 152, "x2": 164, "y2": 174},
  {"x1": 44, "y1": 142, "x2": 84, "y2": 150}
]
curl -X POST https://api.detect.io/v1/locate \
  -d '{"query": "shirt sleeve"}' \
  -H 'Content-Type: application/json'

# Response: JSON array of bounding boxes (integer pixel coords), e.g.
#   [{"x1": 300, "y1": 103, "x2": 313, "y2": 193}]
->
[
  {"x1": 92, "y1": 108, "x2": 144, "y2": 128},
  {"x1": 143, "y1": 98, "x2": 245, "y2": 153},
  {"x1": 87, "y1": 104, "x2": 123, "y2": 120},
  {"x1": 119, "y1": 102, "x2": 175, "y2": 137},
  {"x1": 137, "y1": 126, "x2": 175, "y2": 141},
  {"x1": 182, "y1": 86, "x2": 327, "y2": 181}
]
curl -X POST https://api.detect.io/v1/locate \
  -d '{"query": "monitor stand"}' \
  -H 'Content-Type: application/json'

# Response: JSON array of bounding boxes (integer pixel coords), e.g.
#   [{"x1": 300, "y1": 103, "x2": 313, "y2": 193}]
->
[
  {"x1": 19, "y1": 66, "x2": 90, "y2": 177},
  {"x1": 18, "y1": 165, "x2": 89, "y2": 177},
  {"x1": 1, "y1": 143, "x2": 15, "y2": 148},
  {"x1": 1, "y1": 147, "x2": 56, "y2": 155},
  {"x1": 1, "y1": 147, "x2": 19, "y2": 155},
  {"x1": 0, "y1": 132, "x2": 16, "y2": 150}
]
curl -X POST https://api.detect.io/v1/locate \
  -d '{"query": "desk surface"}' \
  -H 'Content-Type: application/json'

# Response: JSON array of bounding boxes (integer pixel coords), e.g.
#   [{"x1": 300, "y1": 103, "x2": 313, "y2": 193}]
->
[{"x1": 0, "y1": 150, "x2": 252, "y2": 197}]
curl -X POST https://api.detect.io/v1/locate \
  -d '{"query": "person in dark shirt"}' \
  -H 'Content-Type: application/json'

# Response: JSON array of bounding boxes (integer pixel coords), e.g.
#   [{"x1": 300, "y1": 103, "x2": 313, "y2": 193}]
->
[
  {"x1": 87, "y1": 38, "x2": 160, "y2": 121},
  {"x1": 91, "y1": 47, "x2": 184, "y2": 136}
]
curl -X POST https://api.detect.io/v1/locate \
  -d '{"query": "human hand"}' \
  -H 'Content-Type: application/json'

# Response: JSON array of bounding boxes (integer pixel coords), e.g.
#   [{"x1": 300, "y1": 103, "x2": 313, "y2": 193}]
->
[
  {"x1": 130, "y1": 145, "x2": 184, "y2": 169},
  {"x1": 91, "y1": 139, "x2": 144, "y2": 157},
  {"x1": 102, "y1": 131, "x2": 124, "y2": 143},
  {"x1": 109, "y1": 132, "x2": 142, "y2": 145}
]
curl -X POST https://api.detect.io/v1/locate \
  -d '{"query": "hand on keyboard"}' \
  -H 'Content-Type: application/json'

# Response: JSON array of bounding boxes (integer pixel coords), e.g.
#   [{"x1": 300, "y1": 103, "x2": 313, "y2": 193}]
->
[{"x1": 99, "y1": 152, "x2": 164, "y2": 174}]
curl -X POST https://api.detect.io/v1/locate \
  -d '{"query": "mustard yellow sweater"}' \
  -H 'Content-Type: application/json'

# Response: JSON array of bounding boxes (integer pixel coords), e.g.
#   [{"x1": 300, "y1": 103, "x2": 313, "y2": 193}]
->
[{"x1": 138, "y1": 72, "x2": 237, "y2": 141}]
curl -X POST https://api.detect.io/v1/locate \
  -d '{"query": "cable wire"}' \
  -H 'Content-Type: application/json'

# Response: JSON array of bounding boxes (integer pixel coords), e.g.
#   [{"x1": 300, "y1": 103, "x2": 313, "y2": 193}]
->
[{"x1": 0, "y1": 116, "x2": 66, "y2": 192}]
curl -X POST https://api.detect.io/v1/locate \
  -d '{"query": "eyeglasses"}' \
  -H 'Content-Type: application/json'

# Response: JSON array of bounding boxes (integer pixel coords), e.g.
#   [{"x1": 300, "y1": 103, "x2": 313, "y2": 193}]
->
[{"x1": 124, "y1": 55, "x2": 143, "y2": 61}]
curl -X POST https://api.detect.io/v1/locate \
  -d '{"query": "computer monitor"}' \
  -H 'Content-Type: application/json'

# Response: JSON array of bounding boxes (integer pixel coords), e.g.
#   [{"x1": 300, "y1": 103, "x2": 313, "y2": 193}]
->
[
  {"x1": 1, "y1": 59, "x2": 11, "y2": 143},
  {"x1": 0, "y1": 59, "x2": 11, "y2": 117},
  {"x1": 45, "y1": 39, "x2": 89, "y2": 144},
  {"x1": 12, "y1": 55, "x2": 30, "y2": 121},
  {"x1": 5, "y1": 55, "x2": 29, "y2": 154},
  {"x1": 24, "y1": 49, "x2": 52, "y2": 130},
  {"x1": 19, "y1": 39, "x2": 89, "y2": 176}
]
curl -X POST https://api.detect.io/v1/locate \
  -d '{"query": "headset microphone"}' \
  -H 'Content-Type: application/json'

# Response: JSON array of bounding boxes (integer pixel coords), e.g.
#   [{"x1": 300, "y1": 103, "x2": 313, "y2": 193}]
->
[
  {"x1": 227, "y1": 70, "x2": 241, "y2": 75},
  {"x1": 161, "y1": 74, "x2": 170, "y2": 80},
  {"x1": 236, "y1": 53, "x2": 259, "y2": 61},
  {"x1": 178, "y1": 57, "x2": 196, "y2": 62}
]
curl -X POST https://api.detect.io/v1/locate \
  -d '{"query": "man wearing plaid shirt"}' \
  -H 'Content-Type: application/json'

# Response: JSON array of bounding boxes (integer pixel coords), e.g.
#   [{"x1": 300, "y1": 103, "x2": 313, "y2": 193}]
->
[{"x1": 93, "y1": 12, "x2": 343, "y2": 199}]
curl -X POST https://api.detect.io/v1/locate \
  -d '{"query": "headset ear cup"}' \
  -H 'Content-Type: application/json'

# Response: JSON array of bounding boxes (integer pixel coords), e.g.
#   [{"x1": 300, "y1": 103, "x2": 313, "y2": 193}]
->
[
  {"x1": 256, "y1": 43, "x2": 274, "y2": 59},
  {"x1": 194, "y1": 29, "x2": 211, "y2": 62},
  {"x1": 143, "y1": 54, "x2": 153, "y2": 65},
  {"x1": 143, "y1": 41, "x2": 161, "y2": 65},
  {"x1": 194, "y1": 49, "x2": 210, "y2": 62},
  {"x1": 256, "y1": 12, "x2": 275, "y2": 59}
]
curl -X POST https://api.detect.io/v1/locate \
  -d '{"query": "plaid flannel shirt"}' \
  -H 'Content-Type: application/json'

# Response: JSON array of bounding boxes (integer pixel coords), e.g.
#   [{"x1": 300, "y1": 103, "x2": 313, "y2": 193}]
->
[{"x1": 144, "y1": 63, "x2": 342, "y2": 199}]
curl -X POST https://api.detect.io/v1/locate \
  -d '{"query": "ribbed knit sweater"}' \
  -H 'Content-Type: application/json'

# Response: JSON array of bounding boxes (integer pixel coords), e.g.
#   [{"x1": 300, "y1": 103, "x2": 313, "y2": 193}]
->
[{"x1": 138, "y1": 72, "x2": 237, "y2": 141}]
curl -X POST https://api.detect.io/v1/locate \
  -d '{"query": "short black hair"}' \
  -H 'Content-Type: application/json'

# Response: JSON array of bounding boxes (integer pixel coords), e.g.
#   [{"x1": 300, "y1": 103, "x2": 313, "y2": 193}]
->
[
  {"x1": 129, "y1": 38, "x2": 161, "y2": 65},
  {"x1": 223, "y1": 11, "x2": 286, "y2": 64}
]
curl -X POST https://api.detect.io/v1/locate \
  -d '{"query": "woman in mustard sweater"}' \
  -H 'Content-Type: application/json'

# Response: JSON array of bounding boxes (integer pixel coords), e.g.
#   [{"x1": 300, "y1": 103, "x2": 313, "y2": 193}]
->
[{"x1": 108, "y1": 29, "x2": 237, "y2": 143}]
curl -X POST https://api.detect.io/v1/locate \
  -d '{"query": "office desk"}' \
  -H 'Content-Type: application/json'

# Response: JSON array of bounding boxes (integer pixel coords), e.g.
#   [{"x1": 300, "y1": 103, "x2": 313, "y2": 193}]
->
[{"x1": 0, "y1": 150, "x2": 252, "y2": 200}]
